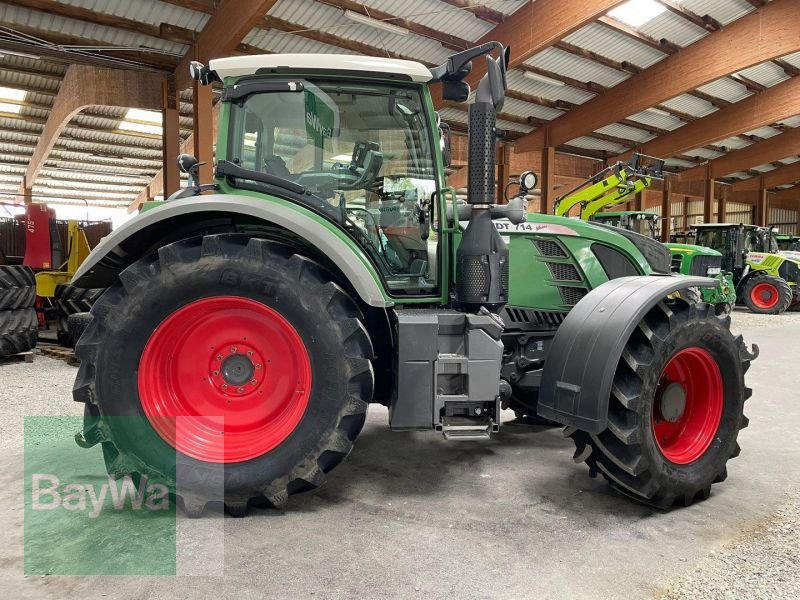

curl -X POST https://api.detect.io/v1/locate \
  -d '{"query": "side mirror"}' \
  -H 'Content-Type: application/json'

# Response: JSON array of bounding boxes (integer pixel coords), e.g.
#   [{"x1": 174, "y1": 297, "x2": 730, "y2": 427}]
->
[
  {"x1": 189, "y1": 61, "x2": 219, "y2": 86},
  {"x1": 439, "y1": 120, "x2": 452, "y2": 168},
  {"x1": 178, "y1": 153, "x2": 199, "y2": 174}
]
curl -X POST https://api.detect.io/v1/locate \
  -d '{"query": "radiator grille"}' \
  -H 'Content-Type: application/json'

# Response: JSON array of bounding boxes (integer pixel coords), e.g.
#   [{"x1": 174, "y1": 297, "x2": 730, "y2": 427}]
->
[
  {"x1": 547, "y1": 262, "x2": 581, "y2": 281},
  {"x1": 688, "y1": 255, "x2": 722, "y2": 276},
  {"x1": 502, "y1": 307, "x2": 566, "y2": 328},
  {"x1": 535, "y1": 240, "x2": 567, "y2": 258},
  {"x1": 558, "y1": 286, "x2": 588, "y2": 305}
]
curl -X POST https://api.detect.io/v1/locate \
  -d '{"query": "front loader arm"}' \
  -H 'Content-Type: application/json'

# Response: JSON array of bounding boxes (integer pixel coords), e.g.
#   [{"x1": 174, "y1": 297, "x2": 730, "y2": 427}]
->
[
  {"x1": 579, "y1": 176, "x2": 651, "y2": 220},
  {"x1": 553, "y1": 165, "x2": 628, "y2": 217}
]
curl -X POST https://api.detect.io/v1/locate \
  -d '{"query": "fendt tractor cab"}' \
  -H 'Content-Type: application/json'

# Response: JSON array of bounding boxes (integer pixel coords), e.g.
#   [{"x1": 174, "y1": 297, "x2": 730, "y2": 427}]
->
[
  {"x1": 591, "y1": 210, "x2": 736, "y2": 314},
  {"x1": 69, "y1": 44, "x2": 756, "y2": 517},
  {"x1": 693, "y1": 223, "x2": 800, "y2": 314}
]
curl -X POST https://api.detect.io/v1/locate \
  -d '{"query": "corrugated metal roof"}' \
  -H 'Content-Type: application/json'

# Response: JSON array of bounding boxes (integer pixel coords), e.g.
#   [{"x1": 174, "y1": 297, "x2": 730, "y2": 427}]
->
[
  {"x1": 783, "y1": 52, "x2": 800, "y2": 69},
  {"x1": 362, "y1": 0, "x2": 493, "y2": 42},
  {"x1": 779, "y1": 115, "x2": 800, "y2": 128},
  {"x1": 506, "y1": 70, "x2": 595, "y2": 106},
  {"x1": 0, "y1": 69, "x2": 60, "y2": 94},
  {"x1": 498, "y1": 96, "x2": 564, "y2": 122},
  {"x1": 660, "y1": 94, "x2": 718, "y2": 118},
  {"x1": 714, "y1": 136, "x2": 753, "y2": 150},
  {"x1": 638, "y1": 12, "x2": 707, "y2": 48},
  {"x1": 743, "y1": 126, "x2": 783, "y2": 139},
  {"x1": 664, "y1": 157, "x2": 699, "y2": 169},
  {"x1": 696, "y1": 77, "x2": 751, "y2": 103},
  {"x1": 780, "y1": 156, "x2": 800, "y2": 165},
  {"x1": 679, "y1": 0, "x2": 756, "y2": 25},
  {"x1": 60, "y1": 0, "x2": 208, "y2": 30},
  {"x1": 267, "y1": 0, "x2": 451, "y2": 65},
  {"x1": 685, "y1": 147, "x2": 725, "y2": 160},
  {"x1": 525, "y1": 47, "x2": 630, "y2": 88},
  {"x1": 751, "y1": 163, "x2": 778, "y2": 173},
  {"x1": 566, "y1": 136, "x2": 627, "y2": 153},
  {"x1": 737, "y1": 61, "x2": 791, "y2": 88},
  {"x1": 727, "y1": 171, "x2": 750, "y2": 179},
  {"x1": 244, "y1": 28, "x2": 359, "y2": 55},
  {"x1": 0, "y1": 3, "x2": 186, "y2": 55},
  {"x1": 564, "y1": 22, "x2": 667, "y2": 69},
  {"x1": 626, "y1": 110, "x2": 685, "y2": 132},
  {"x1": 595, "y1": 122, "x2": 654, "y2": 143}
]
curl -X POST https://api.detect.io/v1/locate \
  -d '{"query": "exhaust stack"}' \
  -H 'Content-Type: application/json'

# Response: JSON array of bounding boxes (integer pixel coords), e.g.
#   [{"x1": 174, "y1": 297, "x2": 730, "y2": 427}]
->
[{"x1": 453, "y1": 44, "x2": 510, "y2": 312}]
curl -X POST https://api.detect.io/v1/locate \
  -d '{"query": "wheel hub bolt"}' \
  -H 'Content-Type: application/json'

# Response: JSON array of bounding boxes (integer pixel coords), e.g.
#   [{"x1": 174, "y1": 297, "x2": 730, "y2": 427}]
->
[
  {"x1": 231, "y1": 347, "x2": 237, "y2": 353},
  {"x1": 212, "y1": 370, "x2": 220, "y2": 376},
  {"x1": 221, "y1": 384, "x2": 228, "y2": 390},
  {"x1": 237, "y1": 387, "x2": 244, "y2": 393},
  {"x1": 250, "y1": 379, "x2": 258, "y2": 385},
  {"x1": 255, "y1": 364, "x2": 262, "y2": 370}
]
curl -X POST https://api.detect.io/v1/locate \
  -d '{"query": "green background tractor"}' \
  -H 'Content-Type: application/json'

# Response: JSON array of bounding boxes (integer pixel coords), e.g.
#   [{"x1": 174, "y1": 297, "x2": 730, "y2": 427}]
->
[
  {"x1": 694, "y1": 223, "x2": 800, "y2": 314},
  {"x1": 591, "y1": 211, "x2": 736, "y2": 314},
  {"x1": 69, "y1": 44, "x2": 756, "y2": 516}
]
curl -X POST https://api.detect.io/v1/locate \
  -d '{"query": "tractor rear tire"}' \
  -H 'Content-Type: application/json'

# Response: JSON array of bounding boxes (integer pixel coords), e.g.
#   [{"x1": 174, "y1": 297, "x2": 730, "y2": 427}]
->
[
  {"x1": 567, "y1": 300, "x2": 754, "y2": 509},
  {"x1": 73, "y1": 234, "x2": 373, "y2": 517},
  {"x1": 0, "y1": 266, "x2": 36, "y2": 310},
  {"x1": 54, "y1": 284, "x2": 104, "y2": 347},
  {"x1": 741, "y1": 275, "x2": 791, "y2": 315},
  {"x1": 0, "y1": 307, "x2": 38, "y2": 357}
]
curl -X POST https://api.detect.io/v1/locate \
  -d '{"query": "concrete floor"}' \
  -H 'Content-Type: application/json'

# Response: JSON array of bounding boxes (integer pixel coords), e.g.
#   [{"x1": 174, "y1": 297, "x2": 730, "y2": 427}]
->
[{"x1": 1, "y1": 309, "x2": 799, "y2": 599}]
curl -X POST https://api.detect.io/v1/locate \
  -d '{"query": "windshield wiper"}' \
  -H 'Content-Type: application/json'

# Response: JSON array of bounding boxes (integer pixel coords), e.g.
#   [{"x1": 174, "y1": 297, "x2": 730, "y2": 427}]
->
[{"x1": 216, "y1": 160, "x2": 306, "y2": 195}]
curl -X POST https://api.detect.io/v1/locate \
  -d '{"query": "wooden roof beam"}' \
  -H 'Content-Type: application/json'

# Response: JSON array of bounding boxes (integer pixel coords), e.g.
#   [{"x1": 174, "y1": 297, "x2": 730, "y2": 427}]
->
[
  {"x1": 514, "y1": 0, "x2": 800, "y2": 153},
  {"x1": 655, "y1": 0, "x2": 722, "y2": 32},
  {"x1": 610, "y1": 76, "x2": 800, "y2": 163},
  {"x1": 174, "y1": 0, "x2": 279, "y2": 89},
  {"x1": 732, "y1": 161, "x2": 800, "y2": 191},
  {"x1": 680, "y1": 126, "x2": 800, "y2": 180},
  {"x1": 438, "y1": 0, "x2": 505, "y2": 26},
  {"x1": 315, "y1": 0, "x2": 469, "y2": 51}
]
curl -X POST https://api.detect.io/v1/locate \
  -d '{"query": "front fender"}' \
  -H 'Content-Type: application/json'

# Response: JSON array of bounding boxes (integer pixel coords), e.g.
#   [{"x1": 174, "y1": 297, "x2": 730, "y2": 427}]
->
[
  {"x1": 537, "y1": 275, "x2": 716, "y2": 432},
  {"x1": 72, "y1": 194, "x2": 392, "y2": 307}
]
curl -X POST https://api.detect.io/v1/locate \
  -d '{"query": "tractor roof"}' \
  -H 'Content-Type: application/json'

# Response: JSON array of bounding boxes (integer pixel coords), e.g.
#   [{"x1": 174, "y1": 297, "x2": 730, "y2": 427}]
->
[
  {"x1": 692, "y1": 223, "x2": 758, "y2": 230},
  {"x1": 594, "y1": 211, "x2": 658, "y2": 218},
  {"x1": 209, "y1": 54, "x2": 433, "y2": 82}
]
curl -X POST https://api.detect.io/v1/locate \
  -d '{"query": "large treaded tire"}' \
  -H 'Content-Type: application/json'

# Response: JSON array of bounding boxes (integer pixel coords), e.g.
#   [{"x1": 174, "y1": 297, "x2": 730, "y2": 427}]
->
[
  {"x1": 0, "y1": 307, "x2": 38, "y2": 357},
  {"x1": 0, "y1": 266, "x2": 35, "y2": 310},
  {"x1": 740, "y1": 275, "x2": 791, "y2": 315},
  {"x1": 567, "y1": 300, "x2": 754, "y2": 509},
  {"x1": 54, "y1": 284, "x2": 104, "y2": 347},
  {"x1": 73, "y1": 234, "x2": 373, "y2": 517}
]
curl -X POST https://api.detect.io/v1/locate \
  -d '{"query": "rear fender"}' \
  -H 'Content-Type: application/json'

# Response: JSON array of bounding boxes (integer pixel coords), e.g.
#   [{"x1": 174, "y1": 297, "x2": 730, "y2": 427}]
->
[
  {"x1": 537, "y1": 275, "x2": 716, "y2": 432},
  {"x1": 71, "y1": 194, "x2": 392, "y2": 307}
]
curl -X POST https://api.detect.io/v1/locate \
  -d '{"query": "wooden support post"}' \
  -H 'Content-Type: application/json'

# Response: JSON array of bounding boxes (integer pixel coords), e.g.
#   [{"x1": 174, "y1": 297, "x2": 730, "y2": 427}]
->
[
  {"x1": 540, "y1": 145, "x2": 556, "y2": 214},
  {"x1": 717, "y1": 185, "x2": 727, "y2": 223},
  {"x1": 683, "y1": 196, "x2": 690, "y2": 230},
  {"x1": 703, "y1": 166, "x2": 714, "y2": 223},
  {"x1": 496, "y1": 143, "x2": 509, "y2": 204},
  {"x1": 633, "y1": 191, "x2": 643, "y2": 211},
  {"x1": 162, "y1": 77, "x2": 181, "y2": 199},
  {"x1": 757, "y1": 181, "x2": 769, "y2": 226},
  {"x1": 192, "y1": 79, "x2": 214, "y2": 183},
  {"x1": 660, "y1": 179, "x2": 671, "y2": 242}
]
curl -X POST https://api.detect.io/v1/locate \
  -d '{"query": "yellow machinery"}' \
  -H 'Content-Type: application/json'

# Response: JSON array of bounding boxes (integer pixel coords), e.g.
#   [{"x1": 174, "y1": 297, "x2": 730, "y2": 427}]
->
[
  {"x1": 553, "y1": 154, "x2": 664, "y2": 220},
  {"x1": 34, "y1": 220, "x2": 92, "y2": 298}
]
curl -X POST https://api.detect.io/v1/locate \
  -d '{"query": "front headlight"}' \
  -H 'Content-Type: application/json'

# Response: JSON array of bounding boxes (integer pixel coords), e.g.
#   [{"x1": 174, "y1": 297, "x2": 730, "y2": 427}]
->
[{"x1": 706, "y1": 266, "x2": 722, "y2": 276}]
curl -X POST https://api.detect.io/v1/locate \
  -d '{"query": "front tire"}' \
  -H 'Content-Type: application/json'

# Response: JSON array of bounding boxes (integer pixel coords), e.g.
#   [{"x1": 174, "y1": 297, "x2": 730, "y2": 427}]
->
[
  {"x1": 568, "y1": 300, "x2": 754, "y2": 508},
  {"x1": 74, "y1": 235, "x2": 374, "y2": 516},
  {"x1": 741, "y1": 275, "x2": 791, "y2": 314}
]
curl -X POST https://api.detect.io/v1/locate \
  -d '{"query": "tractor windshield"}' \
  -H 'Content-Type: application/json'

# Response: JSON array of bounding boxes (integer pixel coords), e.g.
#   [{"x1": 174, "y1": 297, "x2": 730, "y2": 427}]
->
[{"x1": 226, "y1": 79, "x2": 439, "y2": 295}]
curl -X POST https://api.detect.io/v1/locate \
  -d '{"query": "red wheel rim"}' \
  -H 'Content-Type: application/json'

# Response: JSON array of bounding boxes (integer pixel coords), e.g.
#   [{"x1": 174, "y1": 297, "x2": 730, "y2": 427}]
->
[
  {"x1": 138, "y1": 296, "x2": 311, "y2": 463},
  {"x1": 652, "y1": 347, "x2": 723, "y2": 464},
  {"x1": 750, "y1": 282, "x2": 779, "y2": 309}
]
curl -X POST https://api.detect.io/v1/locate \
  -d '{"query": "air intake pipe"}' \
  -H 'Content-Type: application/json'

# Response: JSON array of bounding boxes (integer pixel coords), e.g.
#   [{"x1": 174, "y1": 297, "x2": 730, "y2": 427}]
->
[{"x1": 454, "y1": 43, "x2": 510, "y2": 312}]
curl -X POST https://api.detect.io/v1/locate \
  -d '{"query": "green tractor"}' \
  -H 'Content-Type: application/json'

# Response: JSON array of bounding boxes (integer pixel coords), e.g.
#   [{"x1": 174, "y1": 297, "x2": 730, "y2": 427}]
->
[
  {"x1": 70, "y1": 44, "x2": 756, "y2": 516},
  {"x1": 591, "y1": 211, "x2": 736, "y2": 314},
  {"x1": 693, "y1": 223, "x2": 800, "y2": 314},
  {"x1": 774, "y1": 233, "x2": 800, "y2": 252}
]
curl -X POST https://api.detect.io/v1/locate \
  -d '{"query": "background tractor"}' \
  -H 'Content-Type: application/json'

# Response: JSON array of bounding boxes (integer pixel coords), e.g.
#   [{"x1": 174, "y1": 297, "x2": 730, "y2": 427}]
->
[
  {"x1": 591, "y1": 210, "x2": 735, "y2": 314},
  {"x1": 693, "y1": 223, "x2": 800, "y2": 314},
  {"x1": 69, "y1": 44, "x2": 756, "y2": 517}
]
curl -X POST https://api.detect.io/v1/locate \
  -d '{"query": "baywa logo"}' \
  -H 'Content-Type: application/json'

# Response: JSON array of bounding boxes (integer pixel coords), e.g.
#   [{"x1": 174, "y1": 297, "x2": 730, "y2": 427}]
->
[{"x1": 31, "y1": 473, "x2": 170, "y2": 519}]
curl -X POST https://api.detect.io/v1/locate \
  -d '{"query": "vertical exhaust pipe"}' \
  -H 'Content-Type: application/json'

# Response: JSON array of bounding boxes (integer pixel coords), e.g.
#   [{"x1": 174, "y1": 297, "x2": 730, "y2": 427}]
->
[{"x1": 455, "y1": 44, "x2": 510, "y2": 312}]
